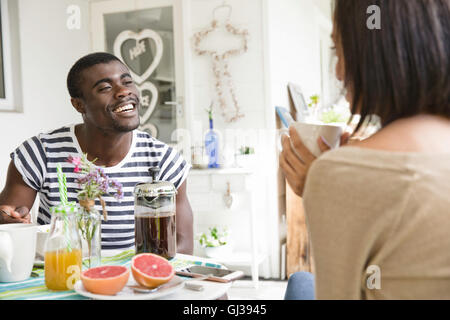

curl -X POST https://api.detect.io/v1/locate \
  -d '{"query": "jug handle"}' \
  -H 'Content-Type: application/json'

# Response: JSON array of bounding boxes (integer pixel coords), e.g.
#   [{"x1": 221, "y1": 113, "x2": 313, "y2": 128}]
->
[{"x1": 0, "y1": 231, "x2": 13, "y2": 273}]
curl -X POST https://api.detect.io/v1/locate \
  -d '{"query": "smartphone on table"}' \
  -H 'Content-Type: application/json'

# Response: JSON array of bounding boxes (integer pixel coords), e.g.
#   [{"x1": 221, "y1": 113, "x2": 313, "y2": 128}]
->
[{"x1": 176, "y1": 265, "x2": 244, "y2": 283}]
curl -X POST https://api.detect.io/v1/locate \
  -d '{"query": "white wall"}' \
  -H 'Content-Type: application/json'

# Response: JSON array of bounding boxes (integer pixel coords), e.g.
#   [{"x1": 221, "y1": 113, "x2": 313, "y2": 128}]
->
[
  {"x1": 267, "y1": 0, "x2": 325, "y2": 109},
  {"x1": 187, "y1": 0, "x2": 278, "y2": 278},
  {"x1": 0, "y1": 0, "x2": 88, "y2": 188},
  {"x1": 188, "y1": 0, "x2": 267, "y2": 141},
  {"x1": 186, "y1": 0, "x2": 332, "y2": 278},
  {"x1": 264, "y1": 0, "x2": 333, "y2": 278}
]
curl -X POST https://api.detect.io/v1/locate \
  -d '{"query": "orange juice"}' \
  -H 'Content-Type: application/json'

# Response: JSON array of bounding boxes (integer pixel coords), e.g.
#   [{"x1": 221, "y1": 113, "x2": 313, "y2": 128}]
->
[{"x1": 45, "y1": 249, "x2": 82, "y2": 291}]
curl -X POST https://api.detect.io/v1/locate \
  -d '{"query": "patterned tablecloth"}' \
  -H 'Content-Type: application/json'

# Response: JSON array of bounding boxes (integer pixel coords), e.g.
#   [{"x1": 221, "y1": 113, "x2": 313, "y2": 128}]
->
[{"x1": 0, "y1": 250, "x2": 223, "y2": 300}]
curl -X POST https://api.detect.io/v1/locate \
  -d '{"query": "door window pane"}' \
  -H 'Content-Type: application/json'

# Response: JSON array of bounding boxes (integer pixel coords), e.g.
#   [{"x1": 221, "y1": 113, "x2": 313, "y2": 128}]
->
[{"x1": 104, "y1": 7, "x2": 177, "y2": 143}]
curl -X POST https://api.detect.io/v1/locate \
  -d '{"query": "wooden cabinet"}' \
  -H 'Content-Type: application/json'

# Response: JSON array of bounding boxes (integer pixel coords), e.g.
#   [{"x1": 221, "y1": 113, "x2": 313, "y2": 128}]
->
[
  {"x1": 188, "y1": 168, "x2": 267, "y2": 288},
  {"x1": 286, "y1": 183, "x2": 314, "y2": 276}
]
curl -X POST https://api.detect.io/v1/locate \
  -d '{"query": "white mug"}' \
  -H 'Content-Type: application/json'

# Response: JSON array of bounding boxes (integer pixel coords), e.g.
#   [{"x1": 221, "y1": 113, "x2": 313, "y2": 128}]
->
[
  {"x1": 35, "y1": 224, "x2": 50, "y2": 258},
  {"x1": 0, "y1": 224, "x2": 37, "y2": 282},
  {"x1": 291, "y1": 122, "x2": 344, "y2": 157}
]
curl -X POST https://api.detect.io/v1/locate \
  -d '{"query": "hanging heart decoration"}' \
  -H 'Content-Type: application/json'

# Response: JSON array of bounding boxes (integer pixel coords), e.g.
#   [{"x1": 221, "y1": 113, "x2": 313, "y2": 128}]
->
[
  {"x1": 114, "y1": 29, "x2": 164, "y2": 85},
  {"x1": 137, "y1": 81, "x2": 158, "y2": 125},
  {"x1": 114, "y1": 29, "x2": 163, "y2": 138}
]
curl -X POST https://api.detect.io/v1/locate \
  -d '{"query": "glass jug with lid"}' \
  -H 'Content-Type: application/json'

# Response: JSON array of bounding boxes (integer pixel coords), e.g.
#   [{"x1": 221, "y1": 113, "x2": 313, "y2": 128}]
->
[{"x1": 134, "y1": 167, "x2": 177, "y2": 259}]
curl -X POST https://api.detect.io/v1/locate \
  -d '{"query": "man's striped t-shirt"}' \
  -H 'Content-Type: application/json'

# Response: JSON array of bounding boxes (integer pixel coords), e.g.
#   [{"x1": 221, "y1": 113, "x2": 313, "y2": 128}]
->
[{"x1": 10, "y1": 124, "x2": 190, "y2": 251}]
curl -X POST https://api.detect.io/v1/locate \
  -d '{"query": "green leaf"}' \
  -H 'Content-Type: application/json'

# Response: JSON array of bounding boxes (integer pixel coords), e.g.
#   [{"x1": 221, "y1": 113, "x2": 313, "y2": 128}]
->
[
  {"x1": 320, "y1": 109, "x2": 349, "y2": 124},
  {"x1": 197, "y1": 226, "x2": 229, "y2": 247}
]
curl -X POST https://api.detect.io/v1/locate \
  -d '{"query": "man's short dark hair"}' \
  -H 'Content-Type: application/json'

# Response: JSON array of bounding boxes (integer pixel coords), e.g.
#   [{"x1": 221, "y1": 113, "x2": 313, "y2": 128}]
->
[{"x1": 67, "y1": 52, "x2": 123, "y2": 99}]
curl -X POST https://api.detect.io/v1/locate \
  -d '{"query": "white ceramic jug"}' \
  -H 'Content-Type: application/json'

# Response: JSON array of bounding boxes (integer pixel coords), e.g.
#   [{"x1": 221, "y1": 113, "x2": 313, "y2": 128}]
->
[{"x1": 0, "y1": 224, "x2": 37, "y2": 282}]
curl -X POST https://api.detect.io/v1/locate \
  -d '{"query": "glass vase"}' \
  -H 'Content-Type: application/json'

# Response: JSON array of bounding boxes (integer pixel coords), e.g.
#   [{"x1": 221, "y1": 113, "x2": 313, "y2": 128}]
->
[
  {"x1": 205, "y1": 119, "x2": 220, "y2": 168},
  {"x1": 77, "y1": 200, "x2": 101, "y2": 269}
]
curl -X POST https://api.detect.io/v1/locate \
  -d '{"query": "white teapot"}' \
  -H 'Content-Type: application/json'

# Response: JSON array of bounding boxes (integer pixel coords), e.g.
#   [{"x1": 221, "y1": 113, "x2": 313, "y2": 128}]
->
[
  {"x1": 0, "y1": 224, "x2": 37, "y2": 282},
  {"x1": 0, "y1": 232, "x2": 13, "y2": 273}
]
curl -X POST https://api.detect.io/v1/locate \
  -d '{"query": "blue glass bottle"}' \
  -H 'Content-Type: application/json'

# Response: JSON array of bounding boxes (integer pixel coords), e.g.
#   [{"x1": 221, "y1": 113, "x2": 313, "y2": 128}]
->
[{"x1": 205, "y1": 118, "x2": 220, "y2": 168}]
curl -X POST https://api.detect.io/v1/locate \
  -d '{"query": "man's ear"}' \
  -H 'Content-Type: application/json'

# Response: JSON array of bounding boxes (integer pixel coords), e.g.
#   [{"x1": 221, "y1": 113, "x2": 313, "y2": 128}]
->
[{"x1": 71, "y1": 98, "x2": 85, "y2": 114}]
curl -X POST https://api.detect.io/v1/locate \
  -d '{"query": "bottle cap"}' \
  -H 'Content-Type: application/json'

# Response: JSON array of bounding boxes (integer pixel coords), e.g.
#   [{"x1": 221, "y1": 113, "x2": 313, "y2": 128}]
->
[{"x1": 50, "y1": 202, "x2": 78, "y2": 214}]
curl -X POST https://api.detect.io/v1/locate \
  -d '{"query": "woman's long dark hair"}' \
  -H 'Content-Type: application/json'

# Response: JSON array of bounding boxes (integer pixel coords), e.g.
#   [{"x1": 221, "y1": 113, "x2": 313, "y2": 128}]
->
[{"x1": 333, "y1": 0, "x2": 450, "y2": 133}]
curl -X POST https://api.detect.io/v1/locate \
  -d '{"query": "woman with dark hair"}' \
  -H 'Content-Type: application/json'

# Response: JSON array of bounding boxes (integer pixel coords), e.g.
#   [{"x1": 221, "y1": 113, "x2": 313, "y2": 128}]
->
[{"x1": 281, "y1": 0, "x2": 450, "y2": 300}]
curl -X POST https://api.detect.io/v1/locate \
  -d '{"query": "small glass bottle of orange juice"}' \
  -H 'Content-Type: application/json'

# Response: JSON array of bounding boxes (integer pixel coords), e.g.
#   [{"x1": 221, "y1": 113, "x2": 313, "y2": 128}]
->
[{"x1": 44, "y1": 203, "x2": 82, "y2": 291}]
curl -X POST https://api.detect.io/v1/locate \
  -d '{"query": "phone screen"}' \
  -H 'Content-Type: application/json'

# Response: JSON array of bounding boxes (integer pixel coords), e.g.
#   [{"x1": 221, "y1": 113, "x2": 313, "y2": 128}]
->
[
  {"x1": 276, "y1": 106, "x2": 294, "y2": 128},
  {"x1": 185, "y1": 266, "x2": 236, "y2": 277}
]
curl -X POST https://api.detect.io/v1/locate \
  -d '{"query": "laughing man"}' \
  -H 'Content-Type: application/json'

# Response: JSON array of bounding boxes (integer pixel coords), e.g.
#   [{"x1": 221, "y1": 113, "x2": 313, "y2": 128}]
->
[{"x1": 0, "y1": 52, "x2": 194, "y2": 255}]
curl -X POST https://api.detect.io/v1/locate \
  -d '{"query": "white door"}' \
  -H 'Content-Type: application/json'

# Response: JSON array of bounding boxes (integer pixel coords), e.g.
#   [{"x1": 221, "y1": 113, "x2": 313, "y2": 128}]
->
[{"x1": 91, "y1": 0, "x2": 188, "y2": 145}]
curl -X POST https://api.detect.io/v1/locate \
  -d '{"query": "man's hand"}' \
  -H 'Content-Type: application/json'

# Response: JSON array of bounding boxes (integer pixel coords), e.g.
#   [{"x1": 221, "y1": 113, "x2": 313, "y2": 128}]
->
[
  {"x1": 175, "y1": 181, "x2": 194, "y2": 255},
  {"x1": 0, "y1": 205, "x2": 31, "y2": 224},
  {"x1": 0, "y1": 161, "x2": 37, "y2": 225},
  {"x1": 279, "y1": 126, "x2": 350, "y2": 197}
]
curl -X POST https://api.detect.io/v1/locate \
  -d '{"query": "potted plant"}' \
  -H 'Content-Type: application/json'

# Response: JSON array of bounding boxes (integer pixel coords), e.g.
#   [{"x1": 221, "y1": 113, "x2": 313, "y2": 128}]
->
[
  {"x1": 307, "y1": 94, "x2": 320, "y2": 120},
  {"x1": 197, "y1": 226, "x2": 232, "y2": 259},
  {"x1": 320, "y1": 107, "x2": 350, "y2": 125},
  {"x1": 235, "y1": 145, "x2": 256, "y2": 168},
  {"x1": 305, "y1": 94, "x2": 350, "y2": 125}
]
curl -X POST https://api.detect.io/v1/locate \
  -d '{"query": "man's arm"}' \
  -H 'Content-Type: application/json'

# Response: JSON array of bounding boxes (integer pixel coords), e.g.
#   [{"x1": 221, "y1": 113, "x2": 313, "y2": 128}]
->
[
  {"x1": 0, "y1": 161, "x2": 37, "y2": 224},
  {"x1": 175, "y1": 180, "x2": 193, "y2": 255}
]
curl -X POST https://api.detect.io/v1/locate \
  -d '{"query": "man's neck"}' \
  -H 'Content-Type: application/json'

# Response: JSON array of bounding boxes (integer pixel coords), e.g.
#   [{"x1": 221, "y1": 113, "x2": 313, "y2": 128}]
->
[{"x1": 75, "y1": 124, "x2": 133, "y2": 167}]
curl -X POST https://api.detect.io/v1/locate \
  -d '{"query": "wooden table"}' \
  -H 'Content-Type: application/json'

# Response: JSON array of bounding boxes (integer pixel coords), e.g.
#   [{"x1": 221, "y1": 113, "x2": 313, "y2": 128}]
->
[{"x1": 0, "y1": 250, "x2": 231, "y2": 300}]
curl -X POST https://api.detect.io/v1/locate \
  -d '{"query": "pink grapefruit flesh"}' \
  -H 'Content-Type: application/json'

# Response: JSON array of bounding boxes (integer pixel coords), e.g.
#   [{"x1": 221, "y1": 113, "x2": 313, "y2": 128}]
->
[
  {"x1": 81, "y1": 265, "x2": 130, "y2": 295},
  {"x1": 131, "y1": 253, "x2": 175, "y2": 288}
]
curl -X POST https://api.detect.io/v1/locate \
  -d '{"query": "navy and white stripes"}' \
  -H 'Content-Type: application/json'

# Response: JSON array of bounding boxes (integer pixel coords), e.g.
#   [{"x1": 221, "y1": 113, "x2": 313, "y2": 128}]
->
[{"x1": 10, "y1": 124, "x2": 190, "y2": 250}]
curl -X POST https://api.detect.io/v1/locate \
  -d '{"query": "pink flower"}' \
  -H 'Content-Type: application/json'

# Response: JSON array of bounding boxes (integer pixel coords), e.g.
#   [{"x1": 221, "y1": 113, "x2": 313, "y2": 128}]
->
[
  {"x1": 66, "y1": 153, "x2": 123, "y2": 201},
  {"x1": 72, "y1": 157, "x2": 82, "y2": 166},
  {"x1": 67, "y1": 155, "x2": 82, "y2": 166}
]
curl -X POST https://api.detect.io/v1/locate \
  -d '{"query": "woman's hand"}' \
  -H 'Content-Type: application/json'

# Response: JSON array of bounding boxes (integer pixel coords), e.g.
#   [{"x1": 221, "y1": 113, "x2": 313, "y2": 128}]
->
[
  {"x1": 279, "y1": 126, "x2": 350, "y2": 197},
  {"x1": 0, "y1": 205, "x2": 31, "y2": 224}
]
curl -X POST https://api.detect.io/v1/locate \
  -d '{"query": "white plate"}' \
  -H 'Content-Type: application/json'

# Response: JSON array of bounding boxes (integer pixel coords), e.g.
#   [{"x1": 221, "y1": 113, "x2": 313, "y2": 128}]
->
[{"x1": 74, "y1": 275, "x2": 185, "y2": 300}]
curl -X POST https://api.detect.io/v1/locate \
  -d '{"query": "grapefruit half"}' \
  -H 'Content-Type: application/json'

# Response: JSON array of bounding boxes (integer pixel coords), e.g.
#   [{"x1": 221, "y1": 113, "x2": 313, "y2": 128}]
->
[
  {"x1": 80, "y1": 265, "x2": 130, "y2": 295},
  {"x1": 131, "y1": 253, "x2": 175, "y2": 289}
]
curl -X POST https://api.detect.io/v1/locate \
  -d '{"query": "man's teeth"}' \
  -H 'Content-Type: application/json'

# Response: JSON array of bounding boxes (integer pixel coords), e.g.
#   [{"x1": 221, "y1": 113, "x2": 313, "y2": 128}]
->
[{"x1": 114, "y1": 104, "x2": 134, "y2": 113}]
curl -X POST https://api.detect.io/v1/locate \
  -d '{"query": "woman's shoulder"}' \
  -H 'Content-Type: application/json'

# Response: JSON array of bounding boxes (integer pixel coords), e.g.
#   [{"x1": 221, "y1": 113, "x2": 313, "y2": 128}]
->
[
  {"x1": 314, "y1": 115, "x2": 450, "y2": 174},
  {"x1": 304, "y1": 146, "x2": 416, "y2": 221},
  {"x1": 307, "y1": 133, "x2": 450, "y2": 197},
  {"x1": 305, "y1": 144, "x2": 423, "y2": 195},
  {"x1": 311, "y1": 145, "x2": 413, "y2": 174},
  {"x1": 347, "y1": 115, "x2": 450, "y2": 154}
]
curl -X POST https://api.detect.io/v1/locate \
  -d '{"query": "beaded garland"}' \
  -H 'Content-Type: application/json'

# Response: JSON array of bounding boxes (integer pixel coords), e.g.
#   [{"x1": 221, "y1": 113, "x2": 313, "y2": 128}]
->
[{"x1": 193, "y1": 19, "x2": 249, "y2": 123}]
